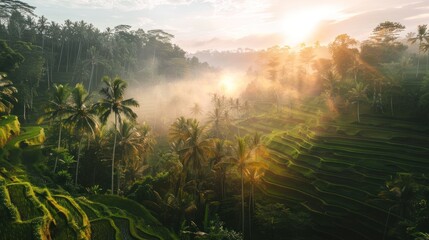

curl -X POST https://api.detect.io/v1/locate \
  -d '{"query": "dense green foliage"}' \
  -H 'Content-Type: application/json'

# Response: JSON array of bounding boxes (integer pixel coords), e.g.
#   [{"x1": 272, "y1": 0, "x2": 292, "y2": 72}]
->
[
  {"x1": 0, "y1": 116, "x2": 177, "y2": 240},
  {"x1": 1, "y1": 2, "x2": 429, "y2": 240},
  {"x1": 0, "y1": 8, "x2": 212, "y2": 122}
]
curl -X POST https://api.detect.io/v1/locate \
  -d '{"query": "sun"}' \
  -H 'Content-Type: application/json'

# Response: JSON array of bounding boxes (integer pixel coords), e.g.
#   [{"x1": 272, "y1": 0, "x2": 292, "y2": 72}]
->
[
  {"x1": 282, "y1": 7, "x2": 339, "y2": 46},
  {"x1": 220, "y1": 76, "x2": 236, "y2": 94}
]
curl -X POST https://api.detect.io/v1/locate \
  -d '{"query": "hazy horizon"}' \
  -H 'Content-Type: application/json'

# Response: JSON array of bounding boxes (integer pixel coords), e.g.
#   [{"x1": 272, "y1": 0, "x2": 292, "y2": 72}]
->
[{"x1": 26, "y1": 0, "x2": 429, "y2": 53}]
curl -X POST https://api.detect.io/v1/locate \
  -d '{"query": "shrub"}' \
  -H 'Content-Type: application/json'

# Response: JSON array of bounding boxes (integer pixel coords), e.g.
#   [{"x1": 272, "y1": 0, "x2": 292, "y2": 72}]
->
[{"x1": 55, "y1": 170, "x2": 72, "y2": 185}]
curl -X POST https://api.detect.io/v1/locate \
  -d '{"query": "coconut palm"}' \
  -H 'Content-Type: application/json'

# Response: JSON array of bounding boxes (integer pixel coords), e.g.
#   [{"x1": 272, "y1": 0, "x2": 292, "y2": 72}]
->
[
  {"x1": 39, "y1": 84, "x2": 71, "y2": 172},
  {"x1": 422, "y1": 42, "x2": 429, "y2": 71},
  {"x1": 244, "y1": 161, "x2": 268, "y2": 240},
  {"x1": 63, "y1": 83, "x2": 99, "y2": 185},
  {"x1": 244, "y1": 162, "x2": 268, "y2": 212},
  {"x1": 230, "y1": 137, "x2": 252, "y2": 237},
  {"x1": 177, "y1": 120, "x2": 212, "y2": 178},
  {"x1": 0, "y1": 73, "x2": 17, "y2": 115},
  {"x1": 348, "y1": 82, "x2": 368, "y2": 123},
  {"x1": 96, "y1": 76, "x2": 139, "y2": 194},
  {"x1": 210, "y1": 139, "x2": 231, "y2": 200},
  {"x1": 246, "y1": 133, "x2": 269, "y2": 239},
  {"x1": 408, "y1": 25, "x2": 428, "y2": 77},
  {"x1": 169, "y1": 116, "x2": 194, "y2": 147},
  {"x1": 208, "y1": 107, "x2": 226, "y2": 138},
  {"x1": 84, "y1": 46, "x2": 108, "y2": 92},
  {"x1": 189, "y1": 103, "x2": 202, "y2": 118},
  {"x1": 169, "y1": 117, "x2": 197, "y2": 199},
  {"x1": 250, "y1": 132, "x2": 269, "y2": 162},
  {"x1": 116, "y1": 121, "x2": 155, "y2": 194},
  {"x1": 385, "y1": 79, "x2": 402, "y2": 117}
]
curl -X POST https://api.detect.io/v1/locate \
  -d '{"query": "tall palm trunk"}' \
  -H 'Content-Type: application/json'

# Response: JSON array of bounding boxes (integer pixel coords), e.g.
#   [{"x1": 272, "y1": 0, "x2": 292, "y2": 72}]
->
[
  {"x1": 249, "y1": 184, "x2": 253, "y2": 240},
  {"x1": 357, "y1": 101, "x2": 360, "y2": 123},
  {"x1": 88, "y1": 63, "x2": 95, "y2": 92},
  {"x1": 75, "y1": 138, "x2": 83, "y2": 185},
  {"x1": 416, "y1": 46, "x2": 421, "y2": 77},
  {"x1": 57, "y1": 41, "x2": 64, "y2": 72},
  {"x1": 23, "y1": 102, "x2": 26, "y2": 121},
  {"x1": 390, "y1": 96, "x2": 394, "y2": 117},
  {"x1": 426, "y1": 53, "x2": 429, "y2": 71},
  {"x1": 221, "y1": 170, "x2": 226, "y2": 200},
  {"x1": 41, "y1": 35, "x2": 45, "y2": 54},
  {"x1": 53, "y1": 121, "x2": 63, "y2": 173},
  {"x1": 111, "y1": 113, "x2": 118, "y2": 194},
  {"x1": 46, "y1": 63, "x2": 50, "y2": 89},
  {"x1": 117, "y1": 163, "x2": 121, "y2": 195},
  {"x1": 30, "y1": 88, "x2": 33, "y2": 109},
  {"x1": 51, "y1": 41, "x2": 55, "y2": 85},
  {"x1": 241, "y1": 165, "x2": 245, "y2": 238},
  {"x1": 66, "y1": 42, "x2": 70, "y2": 72},
  {"x1": 73, "y1": 40, "x2": 82, "y2": 82}
]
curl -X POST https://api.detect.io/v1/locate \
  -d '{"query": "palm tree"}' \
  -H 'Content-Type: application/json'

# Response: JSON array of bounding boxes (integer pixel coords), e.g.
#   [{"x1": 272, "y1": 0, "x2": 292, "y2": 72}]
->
[
  {"x1": 385, "y1": 79, "x2": 402, "y2": 117},
  {"x1": 169, "y1": 116, "x2": 193, "y2": 146},
  {"x1": 116, "y1": 121, "x2": 154, "y2": 194},
  {"x1": 230, "y1": 137, "x2": 252, "y2": 237},
  {"x1": 63, "y1": 83, "x2": 99, "y2": 185},
  {"x1": 250, "y1": 132, "x2": 269, "y2": 162},
  {"x1": 39, "y1": 84, "x2": 71, "y2": 172},
  {"x1": 422, "y1": 42, "x2": 429, "y2": 71},
  {"x1": 244, "y1": 162, "x2": 268, "y2": 211},
  {"x1": 37, "y1": 16, "x2": 49, "y2": 53},
  {"x1": 399, "y1": 57, "x2": 412, "y2": 81},
  {"x1": 210, "y1": 139, "x2": 231, "y2": 200},
  {"x1": 208, "y1": 107, "x2": 228, "y2": 138},
  {"x1": 177, "y1": 120, "x2": 212, "y2": 178},
  {"x1": 84, "y1": 46, "x2": 108, "y2": 92},
  {"x1": 244, "y1": 161, "x2": 268, "y2": 240},
  {"x1": 408, "y1": 25, "x2": 428, "y2": 77},
  {"x1": 207, "y1": 95, "x2": 229, "y2": 138},
  {"x1": 246, "y1": 133, "x2": 269, "y2": 239},
  {"x1": 96, "y1": 76, "x2": 139, "y2": 194},
  {"x1": 229, "y1": 98, "x2": 242, "y2": 135},
  {"x1": 0, "y1": 73, "x2": 17, "y2": 115},
  {"x1": 189, "y1": 103, "x2": 202, "y2": 118},
  {"x1": 348, "y1": 82, "x2": 368, "y2": 123},
  {"x1": 379, "y1": 173, "x2": 417, "y2": 240}
]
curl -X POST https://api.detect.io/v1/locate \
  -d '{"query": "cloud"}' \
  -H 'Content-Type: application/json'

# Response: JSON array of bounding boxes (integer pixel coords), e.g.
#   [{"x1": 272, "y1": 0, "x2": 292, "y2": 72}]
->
[
  {"x1": 28, "y1": 0, "x2": 429, "y2": 52},
  {"x1": 31, "y1": 0, "x2": 196, "y2": 11},
  {"x1": 204, "y1": 0, "x2": 270, "y2": 16},
  {"x1": 404, "y1": 13, "x2": 429, "y2": 20},
  {"x1": 394, "y1": 1, "x2": 423, "y2": 9}
]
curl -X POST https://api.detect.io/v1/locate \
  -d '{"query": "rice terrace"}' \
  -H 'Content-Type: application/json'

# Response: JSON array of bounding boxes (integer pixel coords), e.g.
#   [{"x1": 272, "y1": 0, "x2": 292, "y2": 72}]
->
[{"x1": 1, "y1": 0, "x2": 429, "y2": 239}]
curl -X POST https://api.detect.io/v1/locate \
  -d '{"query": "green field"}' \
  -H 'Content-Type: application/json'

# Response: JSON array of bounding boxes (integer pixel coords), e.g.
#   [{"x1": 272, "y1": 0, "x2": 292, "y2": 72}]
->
[
  {"x1": 239, "y1": 105, "x2": 429, "y2": 240},
  {"x1": 0, "y1": 116, "x2": 177, "y2": 240}
]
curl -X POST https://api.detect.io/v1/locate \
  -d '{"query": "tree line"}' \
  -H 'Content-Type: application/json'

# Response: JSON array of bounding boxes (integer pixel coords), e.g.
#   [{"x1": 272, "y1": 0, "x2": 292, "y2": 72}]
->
[
  {"x1": 0, "y1": 1, "x2": 212, "y2": 121},
  {"x1": 241, "y1": 21, "x2": 429, "y2": 123}
]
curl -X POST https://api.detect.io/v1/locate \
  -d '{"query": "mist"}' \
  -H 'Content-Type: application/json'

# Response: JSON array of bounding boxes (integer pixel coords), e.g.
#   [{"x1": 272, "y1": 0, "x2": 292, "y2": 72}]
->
[{"x1": 128, "y1": 70, "x2": 250, "y2": 133}]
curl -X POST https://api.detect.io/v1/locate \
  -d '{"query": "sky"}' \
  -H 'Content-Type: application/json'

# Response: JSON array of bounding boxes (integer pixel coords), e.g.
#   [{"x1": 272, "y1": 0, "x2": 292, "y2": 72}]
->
[{"x1": 26, "y1": 0, "x2": 429, "y2": 53}]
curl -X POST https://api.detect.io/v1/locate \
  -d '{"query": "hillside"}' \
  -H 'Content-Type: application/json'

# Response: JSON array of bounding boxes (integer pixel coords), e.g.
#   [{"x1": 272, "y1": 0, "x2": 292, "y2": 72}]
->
[
  {"x1": 238, "y1": 103, "x2": 429, "y2": 239},
  {"x1": 0, "y1": 115, "x2": 177, "y2": 240}
]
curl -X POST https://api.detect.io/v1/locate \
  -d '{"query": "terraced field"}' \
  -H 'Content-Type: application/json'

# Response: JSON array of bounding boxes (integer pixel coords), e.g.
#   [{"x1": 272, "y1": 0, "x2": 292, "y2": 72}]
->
[
  {"x1": 0, "y1": 116, "x2": 177, "y2": 240},
  {"x1": 239, "y1": 106, "x2": 429, "y2": 240}
]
